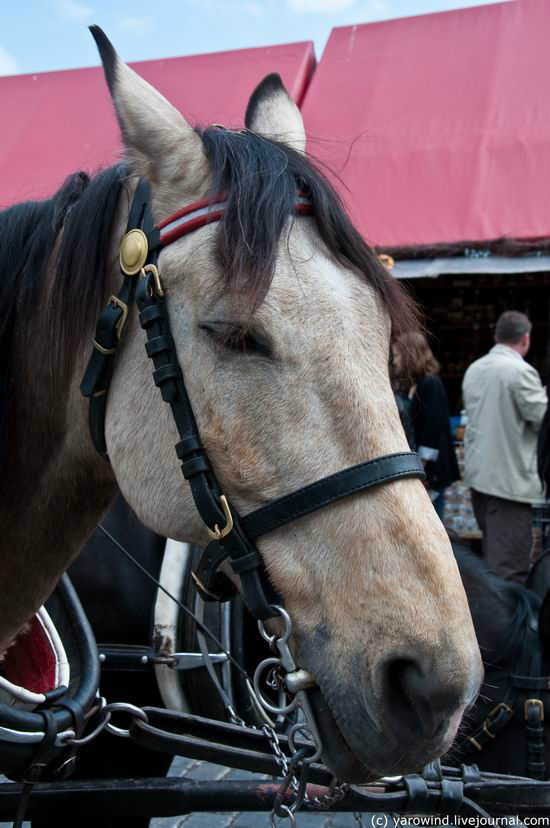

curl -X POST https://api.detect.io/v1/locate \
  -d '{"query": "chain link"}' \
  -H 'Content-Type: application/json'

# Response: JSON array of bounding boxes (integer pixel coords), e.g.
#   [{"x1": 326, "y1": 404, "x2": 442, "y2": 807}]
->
[{"x1": 256, "y1": 611, "x2": 351, "y2": 818}]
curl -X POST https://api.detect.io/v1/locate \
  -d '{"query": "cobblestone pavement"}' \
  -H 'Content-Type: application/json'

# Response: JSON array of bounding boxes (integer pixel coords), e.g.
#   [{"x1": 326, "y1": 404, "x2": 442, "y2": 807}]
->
[{"x1": 1, "y1": 758, "x2": 377, "y2": 827}]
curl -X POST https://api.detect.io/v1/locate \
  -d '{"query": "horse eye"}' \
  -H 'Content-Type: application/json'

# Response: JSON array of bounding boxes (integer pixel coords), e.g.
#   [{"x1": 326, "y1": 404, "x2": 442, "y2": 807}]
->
[{"x1": 200, "y1": 323, "x2": 272, "y2": 358}]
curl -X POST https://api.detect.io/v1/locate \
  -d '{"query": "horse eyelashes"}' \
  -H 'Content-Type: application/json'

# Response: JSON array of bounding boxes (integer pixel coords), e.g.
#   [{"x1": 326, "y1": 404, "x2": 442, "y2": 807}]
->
[{"x1": 200, "y1": 323, "x2": 272, "y2": 358}]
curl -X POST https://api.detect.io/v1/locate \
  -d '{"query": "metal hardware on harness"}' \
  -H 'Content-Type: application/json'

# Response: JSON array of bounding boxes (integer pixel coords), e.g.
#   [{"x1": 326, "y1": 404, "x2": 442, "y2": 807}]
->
[
  {"x1": 191, "y1": 570, "x2": 224, "y2": 601},
  {"x1": 141, "y1": 263, "x2": 164, "y2": 298},
  {"x1": 284, "y1": 669, "x2": 316, "y2": 695},
  {"x1": 170, "y1": 652, "x2": 228, "y2": 671},
  {"x1": 63, "y1": 698, "x2": 111, "y2": 747},
  {"x1": 254, "y1": 606, "x2": 351, "y2": 821},
  {"x1": 206, "y1": 495, "x2": 234, "y2": 541},
  {"x1": 525, "y1": 698, "x2": 545, "y2": 721},
  {"x1": 103, "y1": 702, "x2": 149, "y2": 739},
  {"x1": 109, "y1": 295, "x2": 129, "y2": 340},
  {"x1": 92, "y1": 340, "x2": 116, "y2": 355},
  {"x1": 120, "y1": 228, "x2": 149, "y2": 275}
]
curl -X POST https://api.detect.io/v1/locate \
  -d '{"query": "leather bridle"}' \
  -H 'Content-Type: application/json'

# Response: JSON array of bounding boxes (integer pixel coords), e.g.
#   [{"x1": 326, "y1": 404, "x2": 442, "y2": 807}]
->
[
  {"x1": 452, "y1": 613, "x2": 548, "y2": 780},
  {"x1": 81, "y1": 177, "x2": 425, "y2": 621}
]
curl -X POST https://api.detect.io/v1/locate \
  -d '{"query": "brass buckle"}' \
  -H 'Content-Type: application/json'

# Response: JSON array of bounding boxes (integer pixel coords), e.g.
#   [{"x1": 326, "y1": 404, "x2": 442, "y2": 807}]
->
[
  {"x1": 525, "y1": 699, "x2": 545, "y2": 721},
  {"x1": 483, "y1": 702, "x2": 513, "y2": 738},
  {"x1": 207, "y1": 495, "x2": 234, "y2": 541},
  {"x1": 191, "y1": 570, "x2": 224, "y2": 601},
  {"x1": 140, "y1": 264, "x2": 164, "y2": 298},
  {"x1": 92, "y1": 339, "x2": 116, "y2": 355},
  {"x1": 109, "y1": 296, "x2": 128, "y2": 340}
]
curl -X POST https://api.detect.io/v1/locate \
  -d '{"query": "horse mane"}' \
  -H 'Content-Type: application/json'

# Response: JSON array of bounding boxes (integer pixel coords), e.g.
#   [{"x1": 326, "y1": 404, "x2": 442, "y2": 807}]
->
[
  {"x1": 0, "y1": 128, "x2": 418, "y2": 442},
  {"x1": 197, "y1": 126, "x2": 418, "y2": 334},
  {"x1": 0, "y1": 164, "x2": 128, "y2": 373},
  {"x1": 453, "y1": 541, "x2": 540, "y2": 664}
]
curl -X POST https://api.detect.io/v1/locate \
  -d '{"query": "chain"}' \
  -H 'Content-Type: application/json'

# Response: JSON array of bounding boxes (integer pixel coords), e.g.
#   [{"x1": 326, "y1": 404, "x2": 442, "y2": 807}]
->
[
  {"x1": 255, "y1": 607, "x2": 352, "y2": 821},
  {"x1": 58, "y1": 608, "x2": 352, "y2": 825}
]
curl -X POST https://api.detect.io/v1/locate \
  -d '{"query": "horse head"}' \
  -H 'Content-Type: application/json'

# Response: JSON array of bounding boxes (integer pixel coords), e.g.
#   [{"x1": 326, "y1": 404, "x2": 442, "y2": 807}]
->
[{"x1": 90, "y1": 28, "x2": 482, "y2": 782}]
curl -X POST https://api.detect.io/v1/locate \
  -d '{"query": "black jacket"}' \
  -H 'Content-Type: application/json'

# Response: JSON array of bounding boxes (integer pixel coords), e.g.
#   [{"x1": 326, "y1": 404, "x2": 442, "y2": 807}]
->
[{"x1": 409, "y1": 373, "x2": 459, "y2": 490}]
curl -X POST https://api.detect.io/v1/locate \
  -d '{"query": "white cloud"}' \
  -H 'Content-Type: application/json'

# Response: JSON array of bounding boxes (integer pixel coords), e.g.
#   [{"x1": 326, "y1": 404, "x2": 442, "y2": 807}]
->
[
  {"x1": 56, "y1": 0, "x2": 93, "y2": 22},
  {"x1": 288, "y1": 0, "x2": 356, "y2": 11},
  {"x1": 118, "y1": 15, "x2": 152, "y2": 35},
  {"x1": 0, "y1": 46, "x2": 19, "y2": 76}
]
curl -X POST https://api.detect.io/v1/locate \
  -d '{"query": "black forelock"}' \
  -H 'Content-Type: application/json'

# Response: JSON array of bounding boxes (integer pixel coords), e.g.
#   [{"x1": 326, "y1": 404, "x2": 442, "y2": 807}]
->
[{"x1": 197, "y1": 125, "x2": 417, "y2": 333}]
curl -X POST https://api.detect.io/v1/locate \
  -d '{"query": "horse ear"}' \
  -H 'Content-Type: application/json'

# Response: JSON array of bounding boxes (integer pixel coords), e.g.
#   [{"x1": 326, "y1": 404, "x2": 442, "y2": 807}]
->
[
  {"x1": 245, "y1": 74, "x2": 306, "y2": 154},
  {"x1": 538, "y1": 589, "x2": 550, "y2": 659},
  {"x1": 90, "y1": 26, "x2": 206, "y2": 185}
]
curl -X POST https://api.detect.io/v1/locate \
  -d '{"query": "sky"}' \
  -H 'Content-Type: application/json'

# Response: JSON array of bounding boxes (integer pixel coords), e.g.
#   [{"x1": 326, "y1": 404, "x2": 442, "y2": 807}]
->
[{"x1": 0, "y1": 0, "x2": 509, "y2": 76}]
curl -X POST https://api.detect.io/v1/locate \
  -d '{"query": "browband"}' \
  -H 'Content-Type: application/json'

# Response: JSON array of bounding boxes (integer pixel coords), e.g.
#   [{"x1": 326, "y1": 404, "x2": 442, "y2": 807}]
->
[{"x1": 81, "y1": 178, "x2": 426, "y2": 620}]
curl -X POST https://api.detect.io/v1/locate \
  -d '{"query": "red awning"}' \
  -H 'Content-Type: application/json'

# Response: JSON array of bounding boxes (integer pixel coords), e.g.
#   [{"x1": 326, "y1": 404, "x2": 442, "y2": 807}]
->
[
  {"x1": 1, "y1": 42, "x2": 315, "y2": 207},
  {"x1": 301, "y1": 0, "x2": 550, "y2": 250}
]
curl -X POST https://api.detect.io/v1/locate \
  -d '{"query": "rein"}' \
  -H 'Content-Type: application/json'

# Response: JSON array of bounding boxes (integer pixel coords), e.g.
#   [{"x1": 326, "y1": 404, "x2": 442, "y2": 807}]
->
[{"x1": 80, "y1": 177, "x2": 425, "y2": 623}]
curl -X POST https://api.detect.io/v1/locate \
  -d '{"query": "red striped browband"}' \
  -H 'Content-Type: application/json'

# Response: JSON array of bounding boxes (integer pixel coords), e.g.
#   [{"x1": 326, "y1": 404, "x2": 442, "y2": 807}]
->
[{"x1": 156, "y1": 194, "x2": 314, "y2": 249}]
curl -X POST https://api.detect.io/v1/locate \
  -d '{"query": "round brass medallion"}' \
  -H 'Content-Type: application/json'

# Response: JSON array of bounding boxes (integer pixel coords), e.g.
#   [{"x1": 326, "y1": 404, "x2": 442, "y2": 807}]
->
[{"x1": 119, "y1": 229, "x2": 149, "y2": 275}]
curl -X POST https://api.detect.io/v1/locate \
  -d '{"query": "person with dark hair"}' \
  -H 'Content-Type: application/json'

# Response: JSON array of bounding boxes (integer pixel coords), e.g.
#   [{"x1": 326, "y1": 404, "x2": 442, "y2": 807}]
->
[
  {"x1": 393, "y1": 331, "x2": 459, "y2": 520},
  {"x1": 463, "y1": 311, "x2": 548, "y2": 583}
]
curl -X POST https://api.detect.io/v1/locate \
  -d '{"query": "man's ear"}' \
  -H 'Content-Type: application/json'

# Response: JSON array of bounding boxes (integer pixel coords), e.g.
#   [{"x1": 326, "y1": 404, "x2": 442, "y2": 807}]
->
[
  {"x1": 90, "y1": 25, "x2": 206, "y2": 186},
  {"x1": 245, "y1": 73, "x2": 306, "y2": 154}
]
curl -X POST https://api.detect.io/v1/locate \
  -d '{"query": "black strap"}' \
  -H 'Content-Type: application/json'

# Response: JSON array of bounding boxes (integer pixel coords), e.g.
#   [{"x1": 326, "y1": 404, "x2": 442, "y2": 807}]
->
[
  {"x1": 512, "y1": 675, "x2": 550, "y2": 690},
  {"x1": 192, "y1": 453, "x2": 424, "y2": 616},
  {"x1": 525, "y1": 699, "x2": 546, "y2": 779},
  {"x1": 135, "y1": 273, "x2": 275, "y2": 620},
  {"x1": 240, "y1": 452, "x2": 424, "y2": 540},
  {"x1": 80, "y1": 178, "x2": 159, "y2": 459},
  {"x1": 13, "y1": 711, "x2": 59, "y2": 828}
]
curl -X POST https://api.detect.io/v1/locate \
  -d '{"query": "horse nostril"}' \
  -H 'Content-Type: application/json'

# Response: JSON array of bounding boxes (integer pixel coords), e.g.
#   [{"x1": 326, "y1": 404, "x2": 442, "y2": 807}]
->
[{"x1": 383, "y1": 657, "x2": 463, "y2": 738}]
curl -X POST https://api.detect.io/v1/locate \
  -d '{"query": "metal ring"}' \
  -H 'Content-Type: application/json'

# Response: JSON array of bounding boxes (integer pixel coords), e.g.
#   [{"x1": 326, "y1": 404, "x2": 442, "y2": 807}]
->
[
  {"x1": 258, "y1": 606, "x2": 292, "y2": 647},
  {"x1": 288, "y1": 723, "x2": 323, "y2": 764},
  {"x1": 253, "y1": 658, "x2": 298, "y2": 715},
  {"x1": 54, "y1": 729, "x2": 76, "y2": 747},
  {"x1": 270, "y1": 804, "x2": 297, "y2": 828},
  {"x1": 103, "y1": 703, "x2": 149, "y2": 738},
  {"x1": 64, "y1": 713, "x2": 111, "y2": 747}
]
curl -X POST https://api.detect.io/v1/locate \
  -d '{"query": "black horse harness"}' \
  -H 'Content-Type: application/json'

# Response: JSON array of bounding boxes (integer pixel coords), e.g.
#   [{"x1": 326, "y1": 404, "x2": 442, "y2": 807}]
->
[
  {"x1": 453, "y1": 615, "x2": 548, "y2": 779},
  {"x1": 81, "y1": 177, "x2": 425, "y2": 621}
]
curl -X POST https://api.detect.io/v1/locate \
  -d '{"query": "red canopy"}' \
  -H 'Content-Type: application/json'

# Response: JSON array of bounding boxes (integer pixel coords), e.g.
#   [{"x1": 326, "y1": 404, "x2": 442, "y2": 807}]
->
[
  {"x1": 1, "y1": 42, "x2": 315, "y2": 207},
  {"x1": 301, "y1": 0, "x2": 550, "y2": 250}
]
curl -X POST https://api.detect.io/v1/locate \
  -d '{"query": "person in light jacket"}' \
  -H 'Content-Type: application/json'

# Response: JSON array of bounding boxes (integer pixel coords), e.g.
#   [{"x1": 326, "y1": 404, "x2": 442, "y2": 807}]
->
[{"x1": 462, "y1": 311, "x2": 548, "y2": 583}]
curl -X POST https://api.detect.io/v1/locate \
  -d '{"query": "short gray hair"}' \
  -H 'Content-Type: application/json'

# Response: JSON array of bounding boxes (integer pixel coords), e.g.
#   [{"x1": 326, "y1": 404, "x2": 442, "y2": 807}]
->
[{"x1": 495, "y1": 311, "x2": 532, "y2": 344}]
